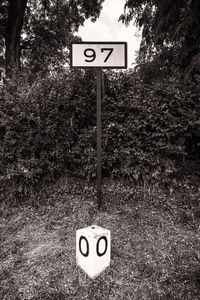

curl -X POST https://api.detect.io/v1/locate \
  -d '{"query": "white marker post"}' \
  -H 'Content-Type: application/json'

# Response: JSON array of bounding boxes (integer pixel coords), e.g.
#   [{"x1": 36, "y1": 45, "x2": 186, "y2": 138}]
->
[
  {"x1": 76, "y1": 225, "x2": 111, "y2": 279},
  {"x1": 70, "y1": 42, "x2": 127, "y2": 209}
]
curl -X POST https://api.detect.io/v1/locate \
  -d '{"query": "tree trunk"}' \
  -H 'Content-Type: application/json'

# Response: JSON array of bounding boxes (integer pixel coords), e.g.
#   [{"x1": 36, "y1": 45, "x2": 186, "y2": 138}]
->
[{"x1": 5, "y1": 0, "x2": 27, "y2": 78}]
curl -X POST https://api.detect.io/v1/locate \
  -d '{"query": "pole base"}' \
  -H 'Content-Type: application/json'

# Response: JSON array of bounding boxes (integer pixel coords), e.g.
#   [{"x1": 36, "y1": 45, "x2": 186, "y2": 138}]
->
[{"x1": 97, "y1": 189, "x2": 102, "y2": 209}]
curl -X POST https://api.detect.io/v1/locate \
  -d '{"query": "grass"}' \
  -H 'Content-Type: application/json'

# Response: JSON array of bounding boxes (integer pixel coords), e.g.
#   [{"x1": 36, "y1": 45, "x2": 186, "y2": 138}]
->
[{"x1": 0, "y1": 177, "x2": 200, "y2": 299}]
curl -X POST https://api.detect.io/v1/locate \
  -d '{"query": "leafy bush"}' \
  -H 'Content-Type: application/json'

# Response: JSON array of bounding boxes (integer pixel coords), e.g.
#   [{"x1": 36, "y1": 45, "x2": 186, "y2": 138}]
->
[
  {"x1": 0, "y1": 70, "x2": 77, "y2": 202},
  {"x1": 0, "y1": 67, "x2": 199, "y2": 203},
  {"x1": 101, "y1": 70, "x2": 200, "y2": 183}
]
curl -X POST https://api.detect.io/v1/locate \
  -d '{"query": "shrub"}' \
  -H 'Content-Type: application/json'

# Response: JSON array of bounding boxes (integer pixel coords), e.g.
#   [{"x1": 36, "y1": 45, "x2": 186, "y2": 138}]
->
[
  {"x1": 0, "y1": 70, "x2": 77, "y2": 202},
  {"x1": 100, "y1": 70, "x2": 200, "y2": 183},
  {"x1": 1, "y1": 67, "x2": 199, "y2": 203}
]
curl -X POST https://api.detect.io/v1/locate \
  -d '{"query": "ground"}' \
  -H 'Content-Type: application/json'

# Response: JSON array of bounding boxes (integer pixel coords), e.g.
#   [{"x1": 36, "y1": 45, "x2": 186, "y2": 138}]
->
[{"x1": 0, "y1": 177, "x2": 200, "y2": 299}]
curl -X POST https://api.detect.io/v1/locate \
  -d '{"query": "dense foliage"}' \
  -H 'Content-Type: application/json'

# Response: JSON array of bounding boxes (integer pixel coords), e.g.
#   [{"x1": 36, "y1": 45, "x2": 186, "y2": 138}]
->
[
  {"x1": 102, "y1": 71, "x2": 200, "y2": 182},
  {"x1": 120, "y1": 0, "x2": 200, "y2": 73},
  {"x1": 0, "y1": 67, "x2": 199, "y2": 202},
  {"x1": 0, "y1": 71, "x2": 75, "y2": 201},
  {"x1": 0, "y1": 0, "x2": 105, "y2": 76}
]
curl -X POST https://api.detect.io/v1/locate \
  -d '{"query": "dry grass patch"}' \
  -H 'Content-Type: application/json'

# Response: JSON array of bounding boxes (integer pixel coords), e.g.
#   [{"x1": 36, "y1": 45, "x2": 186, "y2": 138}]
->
[{"x1": 0, "y1": 178, "x2": 200, "y2": 299}]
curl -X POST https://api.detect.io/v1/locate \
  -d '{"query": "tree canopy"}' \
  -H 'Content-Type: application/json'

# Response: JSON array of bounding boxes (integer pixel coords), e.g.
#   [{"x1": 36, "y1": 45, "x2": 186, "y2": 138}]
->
[
  {"x1": 120, "y1": 0, "x2": 200, "y2": 74},
  {"x1": 0, "y1": 0, "x2": 105, "y2": 76}
]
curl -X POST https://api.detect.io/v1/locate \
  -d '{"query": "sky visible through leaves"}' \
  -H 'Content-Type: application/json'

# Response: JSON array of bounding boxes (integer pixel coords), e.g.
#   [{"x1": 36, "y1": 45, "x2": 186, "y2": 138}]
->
[{"x1": 78, "y1": 0, "x2": 141, "y2": 68}]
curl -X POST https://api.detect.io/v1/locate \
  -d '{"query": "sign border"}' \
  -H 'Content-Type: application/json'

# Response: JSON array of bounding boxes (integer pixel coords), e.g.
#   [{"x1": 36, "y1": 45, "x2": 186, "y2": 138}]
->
[{"x1": 70, "y1": 41, "x2": 127, "y2": 69}]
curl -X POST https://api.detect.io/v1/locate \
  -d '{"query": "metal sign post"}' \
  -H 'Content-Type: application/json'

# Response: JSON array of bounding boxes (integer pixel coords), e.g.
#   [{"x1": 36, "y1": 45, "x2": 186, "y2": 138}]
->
[
  {"x1": 70, "y1": 41, "x2": 127, "y2": 209},
  {"x1": 97, "y1": 68, "x2": 102, "y2": 208}
]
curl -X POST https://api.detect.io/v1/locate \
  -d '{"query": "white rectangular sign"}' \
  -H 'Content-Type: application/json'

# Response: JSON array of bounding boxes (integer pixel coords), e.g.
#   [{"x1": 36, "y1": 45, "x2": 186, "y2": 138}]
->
[{"x1": 70, "y1": 42, "x2": 127, "y2": 69}]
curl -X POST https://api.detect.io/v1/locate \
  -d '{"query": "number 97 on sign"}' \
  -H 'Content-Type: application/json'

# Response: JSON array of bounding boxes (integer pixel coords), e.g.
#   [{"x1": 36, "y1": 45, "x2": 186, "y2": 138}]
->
[{"x1": 70, "y1": 42, "x2": 127, "y2": 69}]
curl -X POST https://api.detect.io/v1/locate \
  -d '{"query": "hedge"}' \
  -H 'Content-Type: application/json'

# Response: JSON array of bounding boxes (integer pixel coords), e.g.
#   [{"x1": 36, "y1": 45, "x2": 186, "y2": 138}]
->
[{"x1": 0, "y1": 69, "x2": 199, "y2": 202}]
